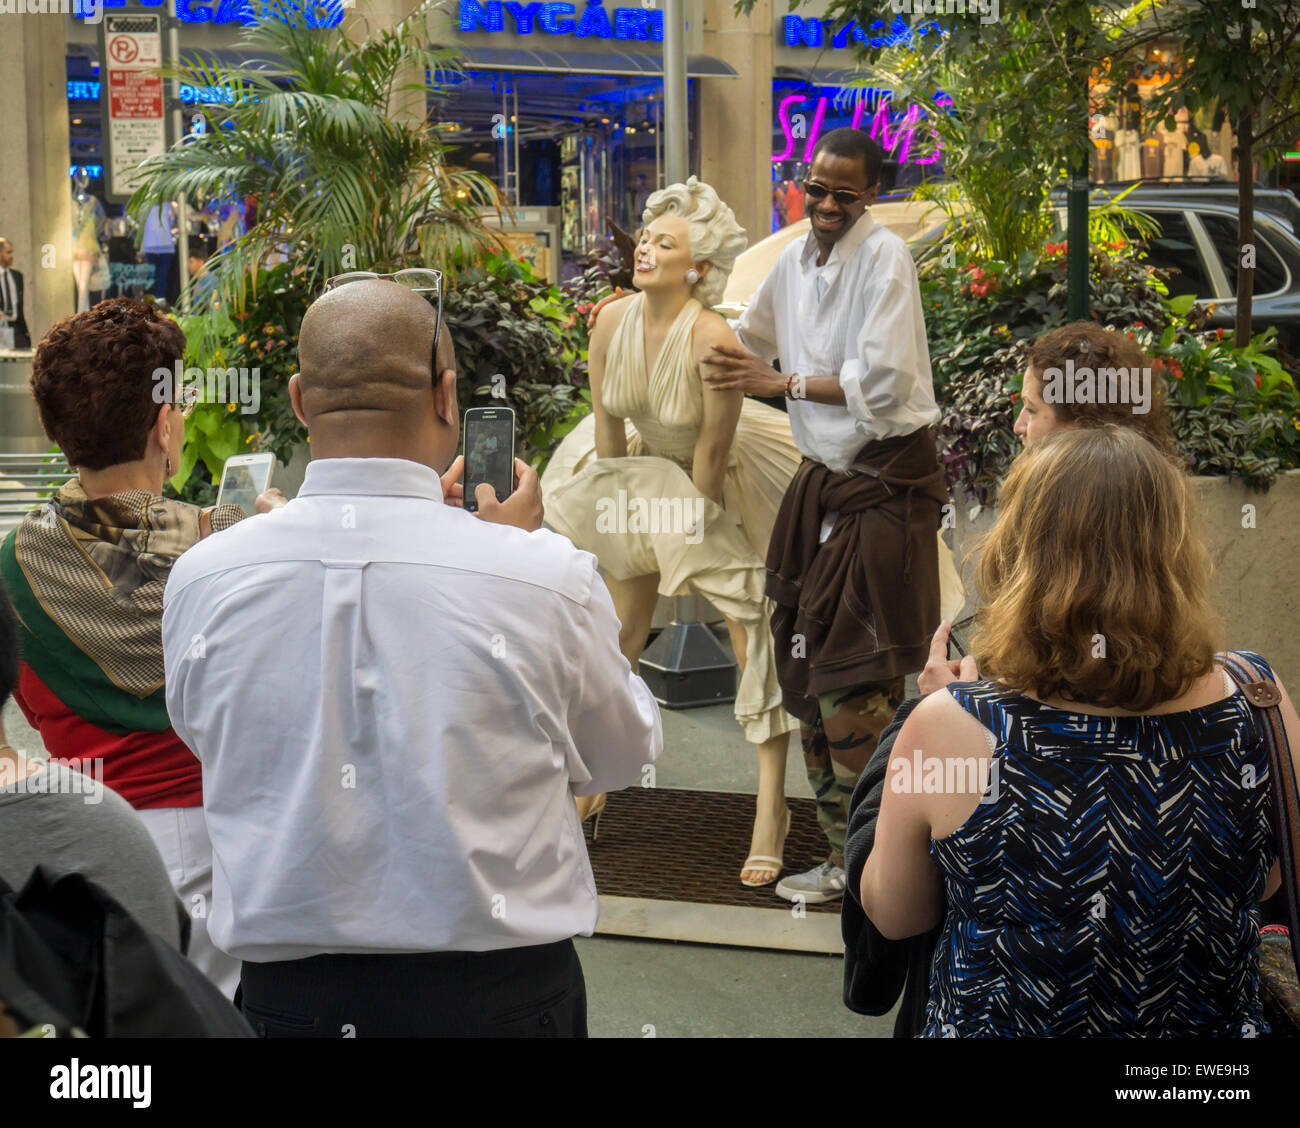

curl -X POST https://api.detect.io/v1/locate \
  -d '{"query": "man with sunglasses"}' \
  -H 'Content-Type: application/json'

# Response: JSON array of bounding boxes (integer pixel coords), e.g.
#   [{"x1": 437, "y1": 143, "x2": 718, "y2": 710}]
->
[
  {"x1": 162, "y1": 277, "x2": 661, "y2": 1036},
  {"x1": 702, "y1": 129, "x2": 945, "y2": 905}
]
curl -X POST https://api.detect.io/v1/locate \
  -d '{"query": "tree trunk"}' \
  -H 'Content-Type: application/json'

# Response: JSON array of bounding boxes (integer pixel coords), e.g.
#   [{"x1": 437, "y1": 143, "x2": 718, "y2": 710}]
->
[{"x1": 1236, "y1": 109, "x2": 1255, "y2": 348}]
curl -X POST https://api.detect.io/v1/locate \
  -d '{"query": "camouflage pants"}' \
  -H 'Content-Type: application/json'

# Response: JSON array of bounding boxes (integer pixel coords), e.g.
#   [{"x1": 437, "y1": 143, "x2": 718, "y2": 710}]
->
[{"x1": 801, "y1": 678, "x2": 906, "y2": 863}]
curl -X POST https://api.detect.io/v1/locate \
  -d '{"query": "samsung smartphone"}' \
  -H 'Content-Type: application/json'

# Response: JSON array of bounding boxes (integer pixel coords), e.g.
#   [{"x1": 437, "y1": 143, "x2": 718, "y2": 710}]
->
[
  {"x1": 217, "y1": 452, "x2": 275, "y2": 517},
  {"x1": 463, "y1": 407, "x2": 516, "y2": 513}
]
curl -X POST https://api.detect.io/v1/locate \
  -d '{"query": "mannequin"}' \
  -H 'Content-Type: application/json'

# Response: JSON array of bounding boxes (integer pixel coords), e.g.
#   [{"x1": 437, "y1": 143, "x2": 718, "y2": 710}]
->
[
  {"x1": 71, "y1": 170, "x2": 106, "y2": 313},
  {"x1": 1115, "y1": 112, "x2": 1142, "y2": 181},
  {"x1": 1157, "y1": 118, "x2": 1187, "y2": 179}
]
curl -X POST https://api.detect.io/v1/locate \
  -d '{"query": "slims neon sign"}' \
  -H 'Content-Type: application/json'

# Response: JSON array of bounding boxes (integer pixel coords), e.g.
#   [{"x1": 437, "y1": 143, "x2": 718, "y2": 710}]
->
[{"x1": 774, "y1": 92, "x2": 949, "y2": 167}]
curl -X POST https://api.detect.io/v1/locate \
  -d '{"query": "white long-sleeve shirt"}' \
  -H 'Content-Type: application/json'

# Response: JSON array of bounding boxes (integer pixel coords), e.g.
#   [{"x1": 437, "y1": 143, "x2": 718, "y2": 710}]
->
[
  {"x1": 163, "y1": 457, "x2": 661, "y2": 962},
  {"x1": 734, "y1": 210, "x2": 940, "y2": 473}
]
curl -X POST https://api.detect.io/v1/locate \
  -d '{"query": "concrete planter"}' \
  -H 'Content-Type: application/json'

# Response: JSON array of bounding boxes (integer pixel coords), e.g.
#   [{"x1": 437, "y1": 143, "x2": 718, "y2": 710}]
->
[{"x1": 950, "y1": 468, "x2": 1300, "y2": 689}]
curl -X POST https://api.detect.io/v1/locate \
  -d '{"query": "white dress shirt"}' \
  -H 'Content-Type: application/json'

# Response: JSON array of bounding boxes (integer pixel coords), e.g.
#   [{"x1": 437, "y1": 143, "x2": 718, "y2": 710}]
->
[
  {"x1": 0, "y1": 268, "x2": 15, "y2": 320},
  {"x1": 735, "y1": 211, "x2": 939, "y2": 474},
  {"x1": 163, "y1": 457, "x2": 662, "y2": 962}
]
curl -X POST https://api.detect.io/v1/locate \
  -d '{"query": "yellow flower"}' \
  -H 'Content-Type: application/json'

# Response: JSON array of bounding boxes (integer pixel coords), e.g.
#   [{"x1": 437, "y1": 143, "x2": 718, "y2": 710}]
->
[
  {"x1": 237, "y1": 334, "x2": 247, "y2": 344},
  {"x1": 226, "y1": 402, "x2": 237, "y2": 412}
]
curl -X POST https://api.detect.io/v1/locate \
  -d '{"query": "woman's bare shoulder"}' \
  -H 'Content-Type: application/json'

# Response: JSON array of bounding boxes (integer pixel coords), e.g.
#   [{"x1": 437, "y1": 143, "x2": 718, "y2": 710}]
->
[{"x1": 900, "y1": 688, "x2": 994, "y2": 754}]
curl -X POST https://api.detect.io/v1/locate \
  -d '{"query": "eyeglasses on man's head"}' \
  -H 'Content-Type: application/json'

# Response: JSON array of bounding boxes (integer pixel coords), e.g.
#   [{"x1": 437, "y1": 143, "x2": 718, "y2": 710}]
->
[{"x1": 323, "y1": 268, "x2": 445, "y2": 382}]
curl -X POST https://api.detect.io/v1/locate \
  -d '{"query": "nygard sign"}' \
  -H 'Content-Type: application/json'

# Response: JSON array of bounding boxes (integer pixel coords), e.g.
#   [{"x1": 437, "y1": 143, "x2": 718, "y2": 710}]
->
[{"x1": 459, "y1": 1, "x2": 665, "y2": 42}]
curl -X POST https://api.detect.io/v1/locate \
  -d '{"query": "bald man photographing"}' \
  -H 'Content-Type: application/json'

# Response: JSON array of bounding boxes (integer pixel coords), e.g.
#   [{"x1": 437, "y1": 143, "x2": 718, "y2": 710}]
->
[{"x1": 162, "y1": 279, "x2": 662, "y2": 1037}]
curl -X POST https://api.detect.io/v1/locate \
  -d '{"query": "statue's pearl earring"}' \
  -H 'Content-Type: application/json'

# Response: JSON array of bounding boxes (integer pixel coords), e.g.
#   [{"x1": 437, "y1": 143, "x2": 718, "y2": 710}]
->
[{"x1": 685, "y1": 268, "x2": 701, "y2": 285}]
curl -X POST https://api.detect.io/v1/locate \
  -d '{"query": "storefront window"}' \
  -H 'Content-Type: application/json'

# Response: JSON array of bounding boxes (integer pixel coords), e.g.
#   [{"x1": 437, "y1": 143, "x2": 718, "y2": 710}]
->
[
  {"x1": 436, "y1": 71, "x2": 698, "y2": 273},
  {"x1": 1088, "y1": 48, "x2": 1237, "y2": 185}
]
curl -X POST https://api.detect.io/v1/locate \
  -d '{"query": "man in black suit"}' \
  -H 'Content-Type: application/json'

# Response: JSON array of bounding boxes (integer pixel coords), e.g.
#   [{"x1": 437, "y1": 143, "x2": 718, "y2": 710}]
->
[{"x1": 0, "y1": 238, "x2": 31, "y2": 349}]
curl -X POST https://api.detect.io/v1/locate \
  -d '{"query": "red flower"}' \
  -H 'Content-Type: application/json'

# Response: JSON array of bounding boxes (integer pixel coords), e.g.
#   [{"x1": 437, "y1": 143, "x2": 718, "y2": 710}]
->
[
  {"x1": 1133, "y1": 321, "x2": 1145, "y2": 329},
  {"x1": 1256, "y1": 373, "x2": 1263, "y2": 388},
  {"x1": 1215, "y1": 328, "x2": 1225, "y2": 340},
  {"x1": 1010, "y1": 391, "x2": 1020, "y2": 405}
]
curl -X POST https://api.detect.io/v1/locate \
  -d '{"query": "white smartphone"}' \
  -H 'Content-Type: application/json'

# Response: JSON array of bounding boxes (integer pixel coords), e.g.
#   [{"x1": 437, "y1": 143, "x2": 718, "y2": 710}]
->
[{"x1": 217, "y1": 452, "x2": 275, "y2": 516}]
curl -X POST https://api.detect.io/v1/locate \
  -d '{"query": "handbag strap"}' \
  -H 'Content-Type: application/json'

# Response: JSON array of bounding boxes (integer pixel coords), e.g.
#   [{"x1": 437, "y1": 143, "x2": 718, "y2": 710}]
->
[{"x1": 1220, "y1": 651, "x2": 1300, "y2": 978}]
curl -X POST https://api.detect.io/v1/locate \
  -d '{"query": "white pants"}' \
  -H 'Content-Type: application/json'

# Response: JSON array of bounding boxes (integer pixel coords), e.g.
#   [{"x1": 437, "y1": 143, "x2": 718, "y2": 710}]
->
[{"x1": 136, "y1": 805, "x2": 241, "y2": 1001}]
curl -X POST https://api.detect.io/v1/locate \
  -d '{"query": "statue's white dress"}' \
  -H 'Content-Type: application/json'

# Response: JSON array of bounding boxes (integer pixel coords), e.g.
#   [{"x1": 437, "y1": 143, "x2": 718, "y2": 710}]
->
[{"x1": 541, "y1": 294, "x2": 800, "y2": 743}]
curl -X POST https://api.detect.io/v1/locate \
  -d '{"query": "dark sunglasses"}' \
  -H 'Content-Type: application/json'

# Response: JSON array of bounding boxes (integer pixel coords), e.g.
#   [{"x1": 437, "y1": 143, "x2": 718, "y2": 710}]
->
[{"x1": 802, "y1": 180, "x2": 870, "y2": 207}]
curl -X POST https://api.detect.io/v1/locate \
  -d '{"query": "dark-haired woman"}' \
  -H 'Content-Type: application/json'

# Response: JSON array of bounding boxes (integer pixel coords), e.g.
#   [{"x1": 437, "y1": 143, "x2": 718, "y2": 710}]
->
[
  {"x1": 0, "y1": 298, "x2": 279, "y2": 997},
  {"x1": 864, "y1": 426, "x2": 1300, "y2": 1036}
]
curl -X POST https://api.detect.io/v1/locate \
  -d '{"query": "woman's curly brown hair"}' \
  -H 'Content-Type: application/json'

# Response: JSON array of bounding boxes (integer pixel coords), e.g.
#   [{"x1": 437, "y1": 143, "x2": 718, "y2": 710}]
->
[{"x1": 31, "y1": 298, "x2": 185, "y2": 470}]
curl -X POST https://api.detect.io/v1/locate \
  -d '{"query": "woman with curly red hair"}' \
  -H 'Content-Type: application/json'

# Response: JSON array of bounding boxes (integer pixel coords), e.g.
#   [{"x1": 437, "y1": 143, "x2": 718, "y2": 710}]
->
[{"x1": 0, "y1": 298, "x2": 277, "y2": 998}]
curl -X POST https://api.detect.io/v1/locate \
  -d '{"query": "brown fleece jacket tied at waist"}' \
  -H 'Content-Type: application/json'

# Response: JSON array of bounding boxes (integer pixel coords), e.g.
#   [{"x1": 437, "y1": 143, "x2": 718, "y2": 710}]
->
[{"x1": 764, "y1": 426, "x2": 947, "y2": 726}]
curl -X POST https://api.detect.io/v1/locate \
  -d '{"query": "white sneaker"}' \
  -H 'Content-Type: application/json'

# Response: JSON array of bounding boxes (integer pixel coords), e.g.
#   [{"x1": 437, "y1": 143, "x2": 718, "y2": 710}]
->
[{"x1": 774, "y1": 861, "x2": 846, "y2": 904}]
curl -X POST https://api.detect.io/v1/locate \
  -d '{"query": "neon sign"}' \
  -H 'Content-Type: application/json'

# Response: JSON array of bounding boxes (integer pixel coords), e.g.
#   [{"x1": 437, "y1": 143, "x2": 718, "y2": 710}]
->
[
  {"x1": 782, "y1": 14, "x2": 940, "y2": 49},
  {"x1": 69, "y1": 79, "x2": 236, "y2": 104},
  {"x1": 459, "y1": 1, "x2": 664, "y2": 41},
  {"x1": 73, "y1": 0, "x2": 344, "y2": 26},
  {"x1": 774, "y1": 91, "x2": 945, "y2": 167}
]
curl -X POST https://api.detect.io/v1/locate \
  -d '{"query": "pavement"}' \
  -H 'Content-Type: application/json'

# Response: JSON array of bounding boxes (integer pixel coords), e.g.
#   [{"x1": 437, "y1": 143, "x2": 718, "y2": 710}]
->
[{"x1": 2, "y1": 667, "x2": 904, "y2": 1039}]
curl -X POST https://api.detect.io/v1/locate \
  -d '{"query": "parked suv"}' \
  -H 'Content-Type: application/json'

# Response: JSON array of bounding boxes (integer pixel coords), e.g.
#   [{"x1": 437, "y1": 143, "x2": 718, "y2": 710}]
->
[
  {"x1": 1051, "y1": 195, "x2": 1300, "y2": 353},
  {"x1": 1068, "y1": 181, "x2": 1300, "y2": 235}
]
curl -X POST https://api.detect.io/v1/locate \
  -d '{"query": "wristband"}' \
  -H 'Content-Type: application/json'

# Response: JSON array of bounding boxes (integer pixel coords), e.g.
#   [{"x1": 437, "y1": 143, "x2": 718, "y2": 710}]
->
[{"x1": 784, "y1": 373, "x2": 796, "y2": 399}]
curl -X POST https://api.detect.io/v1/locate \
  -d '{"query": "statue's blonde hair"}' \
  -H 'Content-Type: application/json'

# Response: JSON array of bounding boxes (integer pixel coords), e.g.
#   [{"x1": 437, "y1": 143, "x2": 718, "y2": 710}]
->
[{"x1": 641, "y1": 176, "x2": 747, "y2": 308}]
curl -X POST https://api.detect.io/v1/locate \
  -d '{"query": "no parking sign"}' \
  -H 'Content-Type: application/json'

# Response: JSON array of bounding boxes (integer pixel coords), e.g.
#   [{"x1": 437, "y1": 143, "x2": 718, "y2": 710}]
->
[{"x1": 99, "y1": 13, "x2": 168, "y2": 201}]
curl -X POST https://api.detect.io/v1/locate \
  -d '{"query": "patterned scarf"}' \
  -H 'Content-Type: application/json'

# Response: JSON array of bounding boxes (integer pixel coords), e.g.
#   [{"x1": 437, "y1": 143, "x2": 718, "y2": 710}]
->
[{"x1": 0, "y1": 479, "x2": 243, "y2": 734}]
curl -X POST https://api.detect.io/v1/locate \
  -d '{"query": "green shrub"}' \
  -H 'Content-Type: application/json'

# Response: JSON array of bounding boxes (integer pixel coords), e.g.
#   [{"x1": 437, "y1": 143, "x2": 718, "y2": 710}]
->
[{"x1": 931, "y1": 240, "x2": 1300, "y2": 503}]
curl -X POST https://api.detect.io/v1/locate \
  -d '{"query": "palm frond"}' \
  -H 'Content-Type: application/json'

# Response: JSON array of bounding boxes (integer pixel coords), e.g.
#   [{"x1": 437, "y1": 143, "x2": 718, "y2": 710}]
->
[{"x1": 130, "y1": 0, "x2": 505, "y2": 314}]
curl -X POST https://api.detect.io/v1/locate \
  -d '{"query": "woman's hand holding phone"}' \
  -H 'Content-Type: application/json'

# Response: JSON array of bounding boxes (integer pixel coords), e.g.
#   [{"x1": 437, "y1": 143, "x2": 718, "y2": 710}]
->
[
  {"x1": 255, "y1": 488, "x2": 287, "y2": 514},
  {"x1": 917, "y1": 620, "x2": 980, "y2": 695}
]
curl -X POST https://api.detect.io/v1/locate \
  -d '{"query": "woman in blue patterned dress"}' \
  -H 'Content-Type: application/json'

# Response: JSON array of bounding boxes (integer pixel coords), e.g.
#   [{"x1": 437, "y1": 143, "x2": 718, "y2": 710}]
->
[{"x1": 861, "y1": 425, "x2": 1300, "y2": 1036}]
